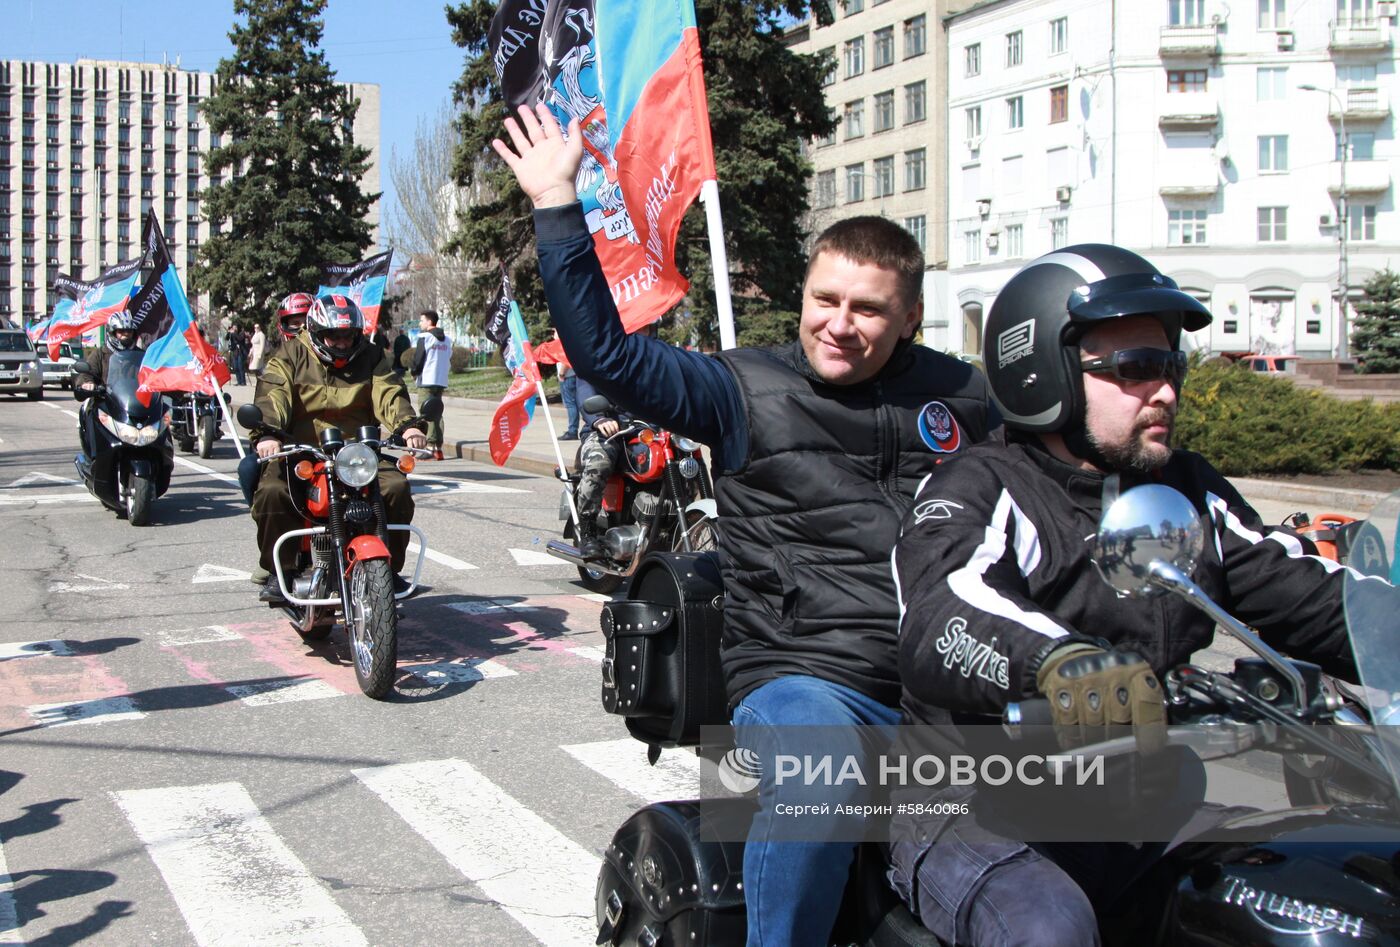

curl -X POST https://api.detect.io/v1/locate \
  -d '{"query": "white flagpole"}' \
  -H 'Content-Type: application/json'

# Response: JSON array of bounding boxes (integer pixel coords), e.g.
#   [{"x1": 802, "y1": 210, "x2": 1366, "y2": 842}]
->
[
  {"x1": 530, "y1": 375, "x2": 580, "y2": 527},
  {"x1": 699, "y1": 179, "x2": 737, "y2": 351},
  {"x1": 211, "y1": 378, "x2": 246, "y2": 459}
]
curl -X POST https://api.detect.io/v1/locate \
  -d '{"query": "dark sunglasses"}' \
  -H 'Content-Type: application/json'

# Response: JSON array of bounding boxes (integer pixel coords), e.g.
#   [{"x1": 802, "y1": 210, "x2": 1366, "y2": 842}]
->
[{"x1": 1080, "y1": 348, "x2": 1187, "y2": 385}]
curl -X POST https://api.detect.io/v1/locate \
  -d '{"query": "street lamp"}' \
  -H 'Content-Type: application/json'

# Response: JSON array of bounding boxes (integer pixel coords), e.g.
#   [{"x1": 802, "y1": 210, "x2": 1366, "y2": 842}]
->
[{"x1": 1299, "y1": 84, "x2": 1350, "y2": 360}]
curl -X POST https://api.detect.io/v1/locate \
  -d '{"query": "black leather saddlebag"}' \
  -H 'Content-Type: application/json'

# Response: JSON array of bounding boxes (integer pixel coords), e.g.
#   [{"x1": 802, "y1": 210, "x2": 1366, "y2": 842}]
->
[{"x1": 600, "y1": 551, "x2": 728, "y2": 748}]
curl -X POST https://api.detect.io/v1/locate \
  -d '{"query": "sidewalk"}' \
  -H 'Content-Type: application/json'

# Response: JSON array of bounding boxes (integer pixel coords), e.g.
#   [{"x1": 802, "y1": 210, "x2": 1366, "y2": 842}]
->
[{"x1": 432, "y1": 394, "x2": 1388, "y2": 518}]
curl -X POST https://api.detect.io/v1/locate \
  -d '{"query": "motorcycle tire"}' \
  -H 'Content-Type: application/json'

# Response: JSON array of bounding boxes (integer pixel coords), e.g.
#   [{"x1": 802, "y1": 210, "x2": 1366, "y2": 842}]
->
[
  {"x1": 198, "y1": 415, "x2": 218, "y2": 459},
  {"x1": 179, "y1": 438, "x2": 196, "y2": 454},
  {"x1": 126, "y1": 473, "x2": 155, "y2": 527},
  {"x1": 565, "y1": 519, "x2": 623, "y2": 595},
  {"x1": 671, "y1": 511, "x2": 718, "y2": 554},
  {"x1": 27, "y1": 389, "x2": 42, "y2": 401},
  {"x1": 347, "y1": 558, "x2": 399, "y2": 699}
]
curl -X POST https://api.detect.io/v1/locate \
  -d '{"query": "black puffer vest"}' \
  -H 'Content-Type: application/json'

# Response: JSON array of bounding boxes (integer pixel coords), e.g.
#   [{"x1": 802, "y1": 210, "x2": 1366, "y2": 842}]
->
[{"x1": 714, "y1": 341, "x2": 997, "y2": 708}]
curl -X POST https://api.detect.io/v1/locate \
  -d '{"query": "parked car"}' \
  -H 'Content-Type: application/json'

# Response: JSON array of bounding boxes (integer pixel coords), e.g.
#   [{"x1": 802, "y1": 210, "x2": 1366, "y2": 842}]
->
[
  {"x1": 38, "y1": 339, "x2": 83, "y2": 389},
  {"x1": 1240, "y1": 354, "x2": 1299, "y2": 374},
  {"x1": 0, "y1": 329, "x2": 44, "y2": 399}
]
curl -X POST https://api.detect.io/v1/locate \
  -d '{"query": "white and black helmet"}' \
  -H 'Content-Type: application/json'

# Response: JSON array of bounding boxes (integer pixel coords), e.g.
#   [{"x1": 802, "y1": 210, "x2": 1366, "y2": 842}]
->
[
  {"x1": 106, "y1": 310, "x2": 139, "y2": 351},
  {"x1": 983, "y1": 244, "x2": 1212, "y2": 435}
]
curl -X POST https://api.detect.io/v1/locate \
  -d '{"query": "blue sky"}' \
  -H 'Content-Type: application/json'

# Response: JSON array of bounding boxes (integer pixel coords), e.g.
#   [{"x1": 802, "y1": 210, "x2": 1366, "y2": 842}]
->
[{"x1": 0, "y1": 0, "x2": 470, "y2": 231}]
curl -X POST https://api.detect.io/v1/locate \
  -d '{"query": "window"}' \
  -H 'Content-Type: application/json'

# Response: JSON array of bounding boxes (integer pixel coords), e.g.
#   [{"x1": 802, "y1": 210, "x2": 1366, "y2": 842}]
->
[
  {"x1": 1006, "y1": 31, "x2": 1023, "y2": 67},
  {"x1": 845, "y1": 99, "x2": 865, "y2": 139},
  {"x1": 1170, "y1": 0, "x2": 1205, "y2": 24},
  {"x1": 1005, "y1": 223, "x2": 1024, "y2": 258},
  {"x1": 1168, "y1": 208, "x2": 1208, "y2": 245},
  {"x1": 843, "y1": 0, "x2": 863, "y2": 13},
  {"x1": 1336, "y1": 0, "x2": 1375, "y2": 23},
  {"x1": 1050, "y1": 217, "x2": 1069, "y2": 249},
  {"x1": 1167, "y1": 70, "x2": 1207, "y2": 92},
  {"x1": 905, "y1": 81, "x2": 926, "y2": 123},
  {"x1": 1007, "y1": 96, "x2": 1024, "y2": 129},
  {"x1": 844, "y1": 37, "x2": 865, "y2": 78},
  {"x1": 1256, "y1": 67, "x2": 1286, "y2": 100},
  {"x1": 1257, "y1": 206, "x2": 1288, "y2": 241},
  {"x1": 873, "y1": 27, "x2": 894, "y2": 69},
  {"x1": 873, "y1": 91, "x2": 894, "y2": 132},
  {"x1": 1337, "y1": 63, "x2": 1378, "y2": 85},
  {"x1": 872, "y1": 156, "x2": 894, "y2": 196},
  {"x1": 819, "y1": 48, "x2": 837, "y2": 87},
  {"x1": 904, "y1": 148, "x2": 926, "y2": 190},
  {"x1": 1341, "y1": 131, "x2": 1375, "y2": 161},
  {"x1": 1002, "y1": 154, "x2": 1024, "y2": 193},
  {"x1": 903, "y1": 215, "x2": 926, "y2": 252},
  {"x1": 845, "y1": 164, "x2": 865, "y2": 203},
  {"x1": 964, "y1": 228, "x2": 982, "y2": 263},
  {"x1": 1049, "y1": 17, "x2": 1068, "y2": 54},
  {"x1": 905, "y1": 15, "x2": 926, "y2": 57},
  {"x1": 1350, "y1": 205, "x2": 1376, "y2": 240},
  {"x1": 141, "y1": 101, "x2": 153, "y2": 124},
  {"x1": 1258, "y1": 135, "x2": 1288, "y2": 172},
  {"x1": 965, "y1": 106, "x2": 982, "y2": 141},
  {"x1": 1258, "y1": 0, "x2": 1286, "y2": 27},
  {"x1": 95, "y1": 99, "x2": 107, "y2": 121},
  {"x1": 815, "y1": 170, "x2": 836, "y2": 209},
  {"x1": 187, "y1": 100, "x2": 200, "y2": 123},
  {"x1": 1049, "y1": 85, "x2": 1068, "y2": 123},
  {"x1": 965, "y1": 43, "x2": 981, "y2": 77},
  {"x1": 165, "y1": 103, "x2": 177, "y2": 123}
]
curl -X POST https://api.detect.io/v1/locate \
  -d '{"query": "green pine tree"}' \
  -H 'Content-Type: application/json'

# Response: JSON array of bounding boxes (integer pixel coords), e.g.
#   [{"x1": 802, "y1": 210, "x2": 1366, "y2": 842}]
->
[
  {"x1": 194, "y1": 0, "x2": 378, "y2": 329},
  {"x1": 444, "y1": 1, "x2": 836, "y2": 346},
  {"x1": 1351, "y1": 269, "x2": 1400, "y2": 374}
]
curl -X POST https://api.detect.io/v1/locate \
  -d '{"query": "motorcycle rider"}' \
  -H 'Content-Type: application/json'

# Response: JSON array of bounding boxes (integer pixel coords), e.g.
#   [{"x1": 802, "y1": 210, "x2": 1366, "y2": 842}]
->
[
  {"x1": 572, "y1": 373, "x2": 631, "y2": 561},
  {"x1": 247, "y1": 294, "x2": 427, "y2": 604},
  {"x1": 75, "y1": 311, "x2": 141, "y2": 457},
  {"x1": 889, "y1": 244, "x2": 1364, "y2": 946},
  {"x1": 494, "y1": 102, "x2": 1001, "y2": 945}
]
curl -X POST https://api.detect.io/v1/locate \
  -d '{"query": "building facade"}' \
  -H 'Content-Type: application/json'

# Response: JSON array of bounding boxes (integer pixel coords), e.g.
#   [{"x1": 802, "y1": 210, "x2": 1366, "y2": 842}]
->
[
  {"x1": 942, "y1": 0, "x2": 1397, "y2": 359},
  {"x1": 0, "y1": 58, "x2": 380, "y2": 329}
]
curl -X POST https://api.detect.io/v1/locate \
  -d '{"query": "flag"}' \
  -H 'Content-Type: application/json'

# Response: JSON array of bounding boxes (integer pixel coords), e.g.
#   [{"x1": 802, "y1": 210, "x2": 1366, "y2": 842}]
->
[
  {"x1": 488, "y1": 292, "x2": 542, "y2": 466},
  {"x1": 133, "y1": 211, "x2": 232, "y2": 403},
  {"x1": 25, "y1": 316, "x2": 51, "y2": 343},
  {"x1": 317, "y1": 250, "x2": 393, "y2": 336},
  {"x1": 533, "y1": 336, "x2": 568, "y2": 366},
  {"x1": 40, "y1": 259, "x2": 144, "y2": 360},
  {"x1": 484, "y1": 264, "x2": 514, "y2": 349},
  {"x1": 490, "y1": 0, "x2": 717, "y2": 332}
]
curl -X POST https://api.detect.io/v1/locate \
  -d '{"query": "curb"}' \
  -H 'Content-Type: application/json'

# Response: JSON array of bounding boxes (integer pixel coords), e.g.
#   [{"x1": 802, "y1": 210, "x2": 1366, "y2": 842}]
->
[{"x1": 1228, "y1": 477, "x2": 1387, "y2": 515}]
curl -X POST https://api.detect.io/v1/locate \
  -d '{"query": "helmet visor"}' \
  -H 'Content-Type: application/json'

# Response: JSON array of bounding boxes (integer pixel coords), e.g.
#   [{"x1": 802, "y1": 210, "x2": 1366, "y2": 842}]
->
[{"x1": 1067, "y1": 273, "x2": 1213, "y2": 333}]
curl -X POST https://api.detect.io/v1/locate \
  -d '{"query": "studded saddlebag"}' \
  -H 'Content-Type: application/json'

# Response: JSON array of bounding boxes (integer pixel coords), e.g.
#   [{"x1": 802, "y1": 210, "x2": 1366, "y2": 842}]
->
[
  {"x1": 600, "y1": 552, "x2": 728, "y2": 749},
  {"x1": 595, "y1": 798, "x2": 751, "y2": 947}
]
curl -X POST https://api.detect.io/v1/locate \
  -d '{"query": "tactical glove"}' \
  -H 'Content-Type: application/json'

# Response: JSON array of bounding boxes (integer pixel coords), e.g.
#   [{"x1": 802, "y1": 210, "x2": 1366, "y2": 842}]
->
[{"x1": 1036, "y1": 644, "x2": 1167, "y2": 753}]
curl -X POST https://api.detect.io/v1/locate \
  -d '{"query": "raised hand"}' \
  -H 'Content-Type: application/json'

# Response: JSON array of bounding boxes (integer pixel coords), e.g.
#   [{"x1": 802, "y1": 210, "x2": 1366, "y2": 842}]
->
[{"x1": 491, "y1": 103, "x2": 583, "y2": 210}]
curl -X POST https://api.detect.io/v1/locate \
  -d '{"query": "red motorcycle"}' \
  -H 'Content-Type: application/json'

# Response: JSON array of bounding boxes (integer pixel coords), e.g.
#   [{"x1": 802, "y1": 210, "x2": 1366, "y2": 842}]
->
[{"x1": 548, "y1": 395, "x2": 717, "y2": 594}]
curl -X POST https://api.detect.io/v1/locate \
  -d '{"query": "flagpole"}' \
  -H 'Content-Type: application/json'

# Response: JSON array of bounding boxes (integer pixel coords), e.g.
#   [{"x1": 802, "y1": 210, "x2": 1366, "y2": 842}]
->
[
  {"x1": 699, "y1": 179, "x2": 737, "y2": 351},
  {"x1": 211, "y1": 379, "x2": 246, "y2": 459},
  {"x1": 529, "y1": 370, "x2": 580, "y2": 528}
]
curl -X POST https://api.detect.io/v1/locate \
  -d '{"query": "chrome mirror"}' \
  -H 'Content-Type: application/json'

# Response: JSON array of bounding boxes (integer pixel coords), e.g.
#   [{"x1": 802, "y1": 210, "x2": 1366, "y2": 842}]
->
[{"x1": 1092, "y1": 484, "x2": 1204, "y2": 598}]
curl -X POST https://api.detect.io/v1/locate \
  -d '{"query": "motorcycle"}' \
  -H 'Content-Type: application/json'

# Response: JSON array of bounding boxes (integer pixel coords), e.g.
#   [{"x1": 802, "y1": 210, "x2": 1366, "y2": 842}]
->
[
  {"x1": 594, "y1": 486, "x2": 1400, "y2": 945},
  {"x1": 236, "y1": 402, "x2": 438, "y2": 699},
  {"x1": 169, "y1": 390, "x2": 228, "y2": 459},
  {"x1": 71, "y1": 352, "x2": 174, "y2": 527},
  {"x1": 547, "y1": 394, "x2": 718, "y2": 595}
]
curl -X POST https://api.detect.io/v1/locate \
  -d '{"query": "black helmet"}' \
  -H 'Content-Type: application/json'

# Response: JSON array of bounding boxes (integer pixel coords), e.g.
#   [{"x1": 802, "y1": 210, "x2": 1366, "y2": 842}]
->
[
  {"x1": 983, "y1": 244, "x2": 1211, "y2": 434},
  {"x1": 306, "y1": 293, "x2": 366, "y2": 368}
]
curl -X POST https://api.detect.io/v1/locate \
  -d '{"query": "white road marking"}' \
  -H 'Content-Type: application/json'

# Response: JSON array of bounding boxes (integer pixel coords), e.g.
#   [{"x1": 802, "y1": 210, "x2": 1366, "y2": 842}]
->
[
  {"x1": 406, "y1": 542, "x2": 477, "y2": 571},
  {"x1": 445, "y1": 599, "x2": 536, "y2": 616},
  {"x1": 48, "y1": 573, "x2": 131, "y2": 593},
  {"x1": 224, "y1": 679, "x2": 343, "y2": 706},
  {"x1": 0, "y1": 638, "x2": 75, "y2": 661},
  {"x1": 171, "y1": 456, "x2": 240, "y2": 487},
  {"x1": 113, "y1": 782, "x2": 367, "y2": 947},
  {"x1": 562, "y1": 738, "x2": 702, "y2": 804},
  {"x1": 354, "y1": 758, "x2": 597, "y2": 946},
  {"x1": 0, "y1": 837, "x2": 19, "y2": 946},
  {"x1": 509, "y1": 547, "x2": 570, "y2": 567},
  {"x1": 397, "y1": 659, "x2": 517, "y2": 683},
  {"x1": 6, "y1": 471, "x2": 78, "y2": 488},
  {"x1": 577, "y1": 593, "x2": 614, "y2": 604},
  {"x1": 0, "y1": 492, "x2": 98, "y2": 506},
  {"x1": 27, "y1": 696, "x2": 146, "y2": 728},
  {"x1": 408, "y1": 472, "x2": 527, "y2": 495},
  {"x1": 192, "y1": 563, "x2": 252, "y2": 584},
  {"x1": 158, "y1": 625, "x2": 243, "y2": 647},
  {"x1": 567, "y1": 645, "x2": 606, "y2": 663}
]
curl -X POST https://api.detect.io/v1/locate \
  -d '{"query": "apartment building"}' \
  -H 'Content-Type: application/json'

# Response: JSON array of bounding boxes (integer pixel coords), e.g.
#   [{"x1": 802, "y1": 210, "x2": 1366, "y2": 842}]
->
[
  {"x1": 0, "y1": 58, "x2": 380, "y2": 328},
  {"x1": 942, "y1": 0, "x2": 1398, "y2": 359}
]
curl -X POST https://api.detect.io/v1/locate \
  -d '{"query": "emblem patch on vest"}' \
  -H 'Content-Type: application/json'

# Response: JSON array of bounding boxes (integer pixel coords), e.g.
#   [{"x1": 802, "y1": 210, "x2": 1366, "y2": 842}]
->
[{"x1": 918, "y1": 400, "x2": 963, "y2": 453}]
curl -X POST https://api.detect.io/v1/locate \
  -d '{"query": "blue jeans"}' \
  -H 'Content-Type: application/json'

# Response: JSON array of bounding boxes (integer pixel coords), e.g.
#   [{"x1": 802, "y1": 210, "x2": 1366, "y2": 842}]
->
[
  {"x1": 560, "y1": 373, "x2": 579, "y2": 436},
  {"x1": 238, "y1": 452, "x2": 260, "y2": 506},
  {"x1": 733, "y1": 676, "x2": 901, "y2": 947}
]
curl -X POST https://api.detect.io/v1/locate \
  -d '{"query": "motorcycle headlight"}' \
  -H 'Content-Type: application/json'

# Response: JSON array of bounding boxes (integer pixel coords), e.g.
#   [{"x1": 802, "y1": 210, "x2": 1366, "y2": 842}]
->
[
  {"x1": 673, "y1": 435, "x2": 702, "y2": 454},
  {"x1": 335, "y1": 441, "x2": 378, "y2": 488},
  {"x1": 98, "y1": 409, "x2": 164, "y2": 446}
]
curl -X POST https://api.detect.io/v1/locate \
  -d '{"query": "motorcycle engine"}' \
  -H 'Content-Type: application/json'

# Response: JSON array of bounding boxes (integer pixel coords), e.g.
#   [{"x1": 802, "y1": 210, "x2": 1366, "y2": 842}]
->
[{"x1": 632, "y1": 491, "x2": 659, "y2": 525}]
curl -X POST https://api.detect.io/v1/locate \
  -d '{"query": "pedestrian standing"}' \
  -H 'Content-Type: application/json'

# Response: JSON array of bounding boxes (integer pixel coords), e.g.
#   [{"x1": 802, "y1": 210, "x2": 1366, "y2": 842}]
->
[
  {"x1": 248, "y1": 324, "x2": 267, "y2": 380},
  {"x1": 555, "y1": 329, "x2": 579, "y2": 439},
  {"x1": 392, "y1": 323, "x2": 412, "y2": 378},
  {"x1": 410, "y1": 310, "x2": 451, "y2": 461},
  {"x1": 227, "y1": 326, "x2": 248, "y2": 386}
]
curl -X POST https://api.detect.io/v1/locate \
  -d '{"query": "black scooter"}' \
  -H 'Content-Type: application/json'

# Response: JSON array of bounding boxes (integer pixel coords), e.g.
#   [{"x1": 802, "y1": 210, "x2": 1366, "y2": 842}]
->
[{"x1": 72, "y1": 351, "x2": 174, "y2": 526}]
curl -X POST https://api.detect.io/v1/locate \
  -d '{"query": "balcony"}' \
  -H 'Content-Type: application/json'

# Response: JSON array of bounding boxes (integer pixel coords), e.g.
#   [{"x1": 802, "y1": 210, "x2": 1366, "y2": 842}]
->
[
  {"x1": 1330, "y1": 18, "x2": 1391, "y2": 50},
  {"x1": 1327, "y1": 158, "x2": 1392, "y2": 194},
  {"x1": 1158, "y1": 158, "x2": 1220, "y2": 197},
  {"x1": 1159, "y1": 23, "x2": 1220, "y2": 56},
  {"x1": 1159, "y1": 91, "x2": 1219, "y2": 129},
  {"x1": 1330, "y1": 86, "x2": 1391, "y2": 122}
]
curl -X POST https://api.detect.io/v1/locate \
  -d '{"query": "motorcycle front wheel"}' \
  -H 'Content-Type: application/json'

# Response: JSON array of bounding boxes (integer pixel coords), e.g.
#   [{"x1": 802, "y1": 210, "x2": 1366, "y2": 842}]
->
[
  {"x1": 671, "y1": 510, "x2": 718, "y2": 554},
  {"x1": 346, "y1": 558, "x2": 398, "y2": 699},
  {"x1": 198, "y1": 415, "x2": 218, "y2": 459},
  {"x1": 125, "y1": 471, "x2": 155, "y2": 526}
]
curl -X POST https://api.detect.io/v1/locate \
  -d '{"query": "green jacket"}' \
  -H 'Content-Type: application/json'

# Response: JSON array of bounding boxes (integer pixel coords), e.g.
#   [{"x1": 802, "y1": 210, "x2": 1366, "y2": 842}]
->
[
  {"x1": 74, "y1": 346, "x2": 113, "y2": 390},
  {"x1": 251, "y1": 334, "x2": 421, "y2": 446}
]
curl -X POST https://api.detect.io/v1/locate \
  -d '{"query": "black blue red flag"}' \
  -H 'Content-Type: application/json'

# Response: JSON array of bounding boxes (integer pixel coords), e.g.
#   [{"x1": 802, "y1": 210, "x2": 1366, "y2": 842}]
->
[{"x1": 317, "y1": 250, "x2": 393, "y2": 336}]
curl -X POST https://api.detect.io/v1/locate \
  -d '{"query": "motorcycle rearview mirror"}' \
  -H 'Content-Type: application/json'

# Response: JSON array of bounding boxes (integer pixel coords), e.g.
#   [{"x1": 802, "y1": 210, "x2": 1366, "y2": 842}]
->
[
  {"x1": 420, "y1": 399, "x2": 444, "y2": 423},
  {"x1": 223, "y1": 392, "x2": 232, "y2": 405},
  {"x1": 236, "y1": 403, "x2": 265, "y2": 430},
  {"x1": 72, "y1": 360, "x2": 92, "y2": 375},
  {"x1": 1091, "y1": 484, "x2": 1203, "y2": 598},
  {"x1": 582, "y1": 394, "x2": 613, "y2": 416}
]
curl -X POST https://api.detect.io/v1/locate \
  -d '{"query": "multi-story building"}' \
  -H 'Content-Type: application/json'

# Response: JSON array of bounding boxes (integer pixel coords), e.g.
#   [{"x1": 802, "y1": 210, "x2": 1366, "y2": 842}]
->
[
  {"x1": 786, "y1": 1, "x2": 963, "y2": 333},
  {"x1": 942, "y1": 0, "x2": 1398, "y2": 359},
  {"x1": 0, "y1": 58, "x2": 380, "y2": 329}
]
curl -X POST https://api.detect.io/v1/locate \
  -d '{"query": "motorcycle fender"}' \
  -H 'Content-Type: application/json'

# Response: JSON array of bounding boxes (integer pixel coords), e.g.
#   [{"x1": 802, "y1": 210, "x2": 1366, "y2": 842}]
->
[
  {"x1": 126, "y1": 456, "x2": 156, "y2": 481},
  {"x1": 346, "y1": 535, "x2": 391, "y2": 566},
  {"x1": 683, "y1": 498, "x2": 718, "y2": 520},
  {"x1": 558, "y1": 486, "x2": 573, "y2": 521}
]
